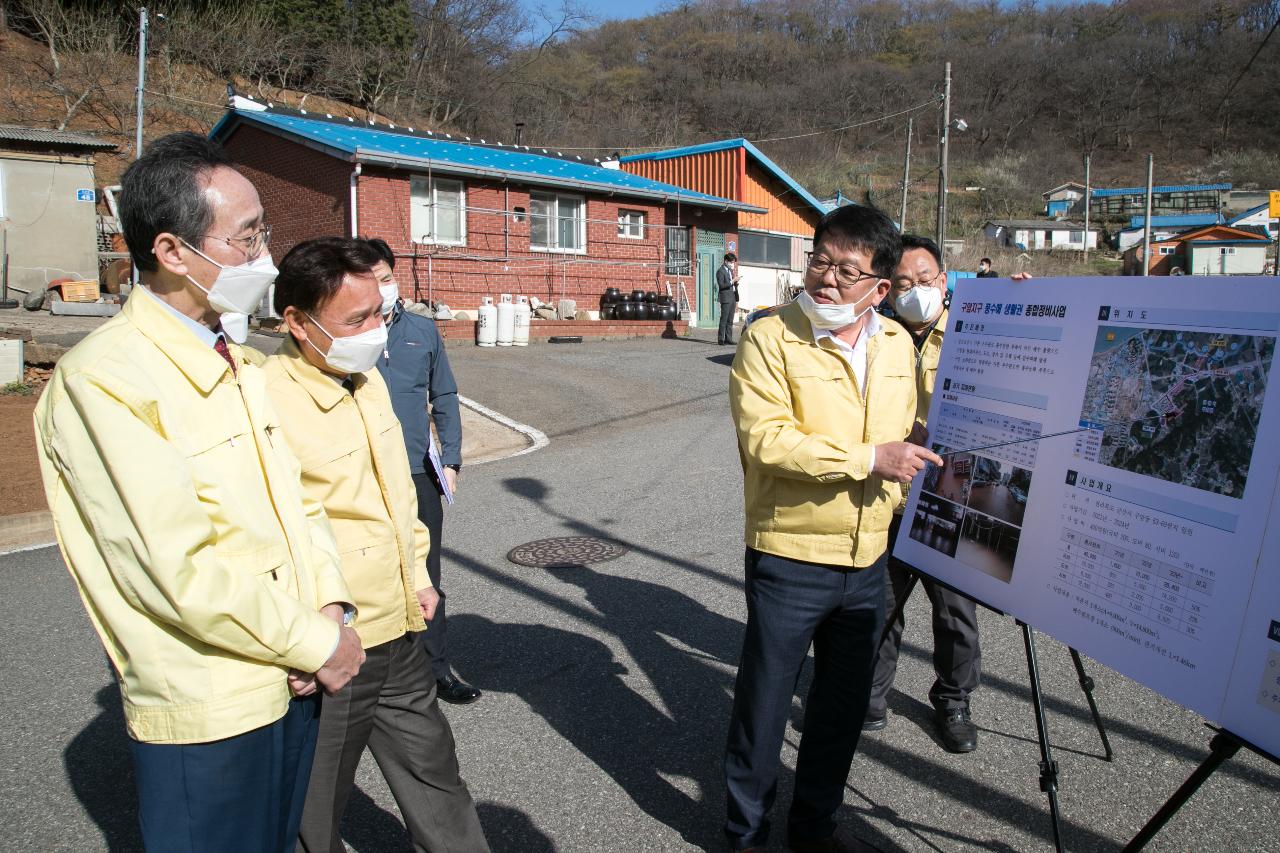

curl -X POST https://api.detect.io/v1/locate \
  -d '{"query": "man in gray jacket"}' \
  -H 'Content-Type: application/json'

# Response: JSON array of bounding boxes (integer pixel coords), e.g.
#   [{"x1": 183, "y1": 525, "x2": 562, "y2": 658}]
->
[{"x1": 717, "y1": 252, "x2": 740, "y2": 345}]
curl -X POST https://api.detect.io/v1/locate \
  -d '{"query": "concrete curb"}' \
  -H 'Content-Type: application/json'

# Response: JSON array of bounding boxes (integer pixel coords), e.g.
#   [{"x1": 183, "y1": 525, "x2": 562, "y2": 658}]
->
[
  {"x1": 458, "y1": 395, "x2": 549, "y2": 464},
  {"x1": 0, "y1": 510, "x2": 55, "y2": 554}
]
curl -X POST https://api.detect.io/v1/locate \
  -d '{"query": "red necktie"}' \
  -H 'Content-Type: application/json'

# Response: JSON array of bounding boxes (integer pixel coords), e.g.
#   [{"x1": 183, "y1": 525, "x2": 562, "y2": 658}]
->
[{"x1": 213, "y1": 336, "x2": 237, "y2": 375}]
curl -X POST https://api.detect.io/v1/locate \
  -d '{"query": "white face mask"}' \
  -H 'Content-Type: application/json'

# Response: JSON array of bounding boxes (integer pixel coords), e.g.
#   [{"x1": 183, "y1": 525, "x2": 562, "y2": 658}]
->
[
  {"x1": 305, "y1": 313, "x2": 388, "y2": 375},
  {"x1": 893, "y1": 283, "x2": 944, "y2": 325},
  {"x1": 220, "y1": 312, "x2": 250, "y2": 344},
  {"x1": 181, "y1": 240, "x2": 278, "y2": 315},
  {"x1": 795, "y1": 288, "x2": 879, "y2": 330},
  {"x1": 379, "y1": 283, "x2": 399, "y2": 316}
]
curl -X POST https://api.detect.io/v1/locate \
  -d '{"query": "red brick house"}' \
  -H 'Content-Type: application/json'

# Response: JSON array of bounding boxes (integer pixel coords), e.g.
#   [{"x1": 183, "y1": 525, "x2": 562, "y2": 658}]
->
[{"x1": 210, "y1": 101, "x2": 762, "y2": 322}]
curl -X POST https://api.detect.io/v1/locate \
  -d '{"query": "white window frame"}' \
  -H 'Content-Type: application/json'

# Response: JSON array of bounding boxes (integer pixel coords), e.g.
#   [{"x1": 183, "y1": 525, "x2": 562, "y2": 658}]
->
[
  {"x1": 617, "y1": 209, "x2": 645, "y2": 240},
  {"x1": 530, "y1": 192, "x2": 586, "y2": 254},
  {"x1": 1159, "y1": 246, "x2": 1176, "y2": 256},
  {"x1": 410, "y1": 176, "x2": 467, "y2": 246}
]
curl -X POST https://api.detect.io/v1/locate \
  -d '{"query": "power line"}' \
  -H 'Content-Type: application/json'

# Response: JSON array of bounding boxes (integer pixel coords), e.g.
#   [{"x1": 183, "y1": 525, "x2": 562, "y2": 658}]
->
[
  {"x1": 1217, "y1": 15, "x2": 1280, "y2": 113},
  {"x1": 534, "y1": 96, "x2": 942, "y2": 152}
]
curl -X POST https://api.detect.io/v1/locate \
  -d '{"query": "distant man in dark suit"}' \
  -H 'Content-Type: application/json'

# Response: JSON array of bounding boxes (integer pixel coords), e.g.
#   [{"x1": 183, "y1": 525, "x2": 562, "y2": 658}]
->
[
  {"x1": 717, "y1": 252, "x2": 740, "y2": 345},
  {"x1": 975, "y1": 257, "x2": 998, "y2": 278}
]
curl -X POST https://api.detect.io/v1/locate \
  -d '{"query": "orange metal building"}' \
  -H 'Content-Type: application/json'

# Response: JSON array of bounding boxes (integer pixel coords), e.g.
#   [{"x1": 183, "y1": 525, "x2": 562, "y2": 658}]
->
[{"x1": 619, "y1": 139, "x2": 828, "y2": 326}]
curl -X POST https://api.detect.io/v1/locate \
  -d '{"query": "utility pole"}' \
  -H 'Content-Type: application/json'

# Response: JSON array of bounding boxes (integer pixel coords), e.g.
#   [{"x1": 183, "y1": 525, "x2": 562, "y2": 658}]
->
[
  {"x1": 1141, "y1": 154, "x2": 1154, "y2": 277},
  {"x1": 936, "y1": 62, "x2": 952, "y2": 252},
  {"x1": 1082, "y1": 155, "x2": 1091, "y2": 262},
  {"x1": 134, "y1": 7, "x2": 149, "y2": 161},
  {"x1": 899, "y1": 117, "x2": 912, "y2": 231}
]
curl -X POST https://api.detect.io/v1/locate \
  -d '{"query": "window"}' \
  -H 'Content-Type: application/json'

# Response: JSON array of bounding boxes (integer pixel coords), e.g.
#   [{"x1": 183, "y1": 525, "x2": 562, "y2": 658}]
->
[
  {"x1": 530, "y1": 192, "x2": 585, "y2": 252},
  {"x1": 1159, "y1": 246, "x2": 1176, "y2": 255},
  {"x1": 410, "y1": 177, "x2": 466, "y2": 245},
  {"x1": 739, "y1": 231, "x2": 790, "y2": 268},
  {"x1": 618, "y1": 209, "x2": 645, "y2": 239},
  {"x1": 1069, "y1": 231, "x2": 1083, "y2": 244},
  {"x1": 665, "y1": 226, "x2": 690, "y2": 275},
  {"x1": 1220, "y1": 247, "x2": 1236, "y2": 255}
]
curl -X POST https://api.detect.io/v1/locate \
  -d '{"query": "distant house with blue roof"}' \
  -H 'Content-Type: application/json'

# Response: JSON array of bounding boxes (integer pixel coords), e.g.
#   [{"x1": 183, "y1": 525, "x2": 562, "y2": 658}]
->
[
  {"x1": 619, "y1": 138, "x2": 827, "y2": 322},
  {"x1": 1227, "y1": 203, "x2": 1278, "y2": 239},
  {"x1": 209, "y1": 97, "x2": 764, "y2": 325},
  {"x1": 1114, "y1": 213, "x2": 1225, "y2": 252},
  {"x1": 1089, "y1": 183, "x2": 1230, "y2": 220}
]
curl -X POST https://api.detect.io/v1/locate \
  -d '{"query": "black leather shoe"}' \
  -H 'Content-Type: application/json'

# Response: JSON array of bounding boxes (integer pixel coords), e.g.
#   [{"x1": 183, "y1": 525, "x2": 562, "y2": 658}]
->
[
  {"x1": 436, "y1": 675, "x2": 482, "y2": 705},
  {"x1": 937, "y1": 706, "x2": 977, "y2": 753},
  {"x1": 861, "y1": 712, "x2": 887, "y2": 732}
]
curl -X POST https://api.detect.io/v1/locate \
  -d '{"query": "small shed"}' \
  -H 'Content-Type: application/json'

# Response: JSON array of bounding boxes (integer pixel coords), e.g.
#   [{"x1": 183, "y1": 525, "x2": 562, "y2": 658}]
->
[
  {"x1": 1122, "y1": 224, "x2": 1270, "y2": 275},
  {"x1": 0, "y1": 124, "x2": 115, "y2": 296},
  {"x1": 983, "y1": 219, "x2": 1100, "y2": 251}
]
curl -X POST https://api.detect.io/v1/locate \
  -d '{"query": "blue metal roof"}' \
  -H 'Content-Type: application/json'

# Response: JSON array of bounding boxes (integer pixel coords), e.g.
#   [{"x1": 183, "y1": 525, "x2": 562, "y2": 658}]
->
[
  {"x1": 1091, "y1": 183, "x2": 1231, "y2": 197},
  {"x1": 210, "y1": 107, "x2": 765, "y2": 213},
  {"x1": 1228, "y1": 203, "x2": 1275, "y2": 224},
  {"x1": 1127, "y1": 213, "x2": 1222, "y2": 229},
  {"x1": 619, "y1": 138, "x2": 828, "y2": 217}
]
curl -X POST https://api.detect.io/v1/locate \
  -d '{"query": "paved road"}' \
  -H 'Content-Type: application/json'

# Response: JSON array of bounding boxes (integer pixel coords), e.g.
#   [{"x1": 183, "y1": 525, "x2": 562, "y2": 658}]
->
[{"x1": 3, "y1": 336, "x2": 1277, "y2": 851}]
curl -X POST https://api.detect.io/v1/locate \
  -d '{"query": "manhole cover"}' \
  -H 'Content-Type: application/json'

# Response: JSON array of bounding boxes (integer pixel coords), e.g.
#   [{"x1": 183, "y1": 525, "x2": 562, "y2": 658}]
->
[{"x1": 506, "y1": 536, "x2": 628, "y2": 568}]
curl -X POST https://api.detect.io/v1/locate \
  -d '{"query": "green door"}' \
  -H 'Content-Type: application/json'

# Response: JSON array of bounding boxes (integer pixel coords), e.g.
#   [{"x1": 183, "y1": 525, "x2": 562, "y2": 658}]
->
[
  {"x1": 696, "y1": 229, "x2": 726, "y2": 329},
  {"x1": 697, "y1": 251, "x2": 719, "y2": 327}
]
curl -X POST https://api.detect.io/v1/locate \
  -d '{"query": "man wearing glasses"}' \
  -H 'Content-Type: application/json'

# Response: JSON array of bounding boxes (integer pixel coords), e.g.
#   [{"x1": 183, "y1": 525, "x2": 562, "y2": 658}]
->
[
  {"x1": 724, "y1": 205, "x2": 942, "y2": 853},
  {"x1": 34, "y1": 132, "x2": 364, "y2": 851},
  {"x1": 866, "y1": 234, "x2": 983, "y2": 754}
]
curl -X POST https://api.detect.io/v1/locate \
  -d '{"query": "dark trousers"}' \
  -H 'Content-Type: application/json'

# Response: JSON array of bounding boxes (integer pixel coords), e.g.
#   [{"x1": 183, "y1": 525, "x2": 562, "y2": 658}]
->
[
  {"x1": 718, "y1": 299, "x2": 738, "y2": 343},
  {"x1": 868, "y1": 515, "x2": 981, "y2": 717},
  {"x1": 412, "y1": 471, "x2": 449, "y2": 680},
  {"x1": 723, "y1": 548, "x2": 886, "y2": 849},
  {"x1": 297, "y1": 634, "x2": 488, "y2": 853},
  {"x1": 130, "y1": 695, "x2": 319, "y2": 853}
]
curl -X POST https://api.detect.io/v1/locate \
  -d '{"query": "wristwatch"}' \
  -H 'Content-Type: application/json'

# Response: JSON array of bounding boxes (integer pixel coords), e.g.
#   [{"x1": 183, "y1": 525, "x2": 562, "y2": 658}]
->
[{"x1": 445, "y1": 464, "x2": 461, "y2": 472}]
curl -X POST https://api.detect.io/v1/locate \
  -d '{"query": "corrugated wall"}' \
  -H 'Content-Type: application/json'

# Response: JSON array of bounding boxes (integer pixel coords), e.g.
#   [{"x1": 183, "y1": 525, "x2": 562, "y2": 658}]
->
[
  {"x1": 740, "y1": 161, "x2": 820, "y2": 236},
  {"x1": 621, "y1": 150, "x2": 738, "y2": 203}
]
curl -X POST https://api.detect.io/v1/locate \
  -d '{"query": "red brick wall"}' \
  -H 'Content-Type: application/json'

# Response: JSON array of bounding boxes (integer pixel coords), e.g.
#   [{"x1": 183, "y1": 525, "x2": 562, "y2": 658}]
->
[
  {"x1": 354, "y1": 166, "x2": 680, "y2": 311},
  {"x1": 221, "y1": 125, "x2": 350, "y2": 261}
]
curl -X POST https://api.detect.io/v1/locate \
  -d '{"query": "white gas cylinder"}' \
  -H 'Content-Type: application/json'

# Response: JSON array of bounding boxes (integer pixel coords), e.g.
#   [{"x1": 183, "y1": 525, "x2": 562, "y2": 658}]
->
[
  {"x1": 513, "y1": 296, "x2": 531, "y2": 346},
  {"x1": 477, "y1": 297, "x2": 497, "y2": 347},
  {"x1": 496, "y1": 293, "x2": 515, "y2": 346}
]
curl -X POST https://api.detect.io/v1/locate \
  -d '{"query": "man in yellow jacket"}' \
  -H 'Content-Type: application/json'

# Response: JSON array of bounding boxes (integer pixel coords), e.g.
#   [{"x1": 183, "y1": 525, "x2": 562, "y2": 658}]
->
[
  {"x1": 34, "y1": 133, "x2": 365, "y2": 853},
  {"x1": 264, "y1": 237, "x2": 488, "y2": 852},
  {"x1": 724, "y1": 205, "x2": 942, "y2": 853}
]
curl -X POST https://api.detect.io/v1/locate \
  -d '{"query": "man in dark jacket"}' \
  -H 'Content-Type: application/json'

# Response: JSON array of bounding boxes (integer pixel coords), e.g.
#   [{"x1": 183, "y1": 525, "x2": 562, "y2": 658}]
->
[
  {"x1": 717, "y1": 252, "x2": 740, "y2": 345},
  {"x1": 367, "y1": 238, "x2": 481, "y2": 705}
]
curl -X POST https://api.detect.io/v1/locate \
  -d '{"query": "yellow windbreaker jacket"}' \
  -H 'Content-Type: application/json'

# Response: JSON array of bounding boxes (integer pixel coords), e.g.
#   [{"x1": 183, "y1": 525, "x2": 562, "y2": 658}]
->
[
  {"x1": 34, "y1": 289, "x2": 350, "y2": 745},
  {"x1": 730, "y1": 300, "x2": 918, "y2": 567},
  {"x1": 915, "y1": 307, "x2": 948, "y2": 425},
  {"x1": 263, "y1": 338, "x2": 430, "y2": 650}
]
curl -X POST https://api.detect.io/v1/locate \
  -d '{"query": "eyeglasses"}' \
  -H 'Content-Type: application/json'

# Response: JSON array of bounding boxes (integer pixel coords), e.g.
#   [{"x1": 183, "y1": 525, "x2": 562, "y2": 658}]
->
[
  {"x1": 806, "y1": 255, "x2": 880, "y2": 288},
  {"x1": 202, "y1": 224, "x2": 271, "y2": 257},
  {"x1": 891, "y1": 269, "x2": 945, "y2": 294}
]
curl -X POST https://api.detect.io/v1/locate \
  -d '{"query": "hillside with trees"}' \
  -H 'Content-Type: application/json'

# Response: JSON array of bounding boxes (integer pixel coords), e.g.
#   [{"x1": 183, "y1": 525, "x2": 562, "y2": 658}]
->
[{"x1": 3, "y1": 0, "x2": 1277, "y2": 238}]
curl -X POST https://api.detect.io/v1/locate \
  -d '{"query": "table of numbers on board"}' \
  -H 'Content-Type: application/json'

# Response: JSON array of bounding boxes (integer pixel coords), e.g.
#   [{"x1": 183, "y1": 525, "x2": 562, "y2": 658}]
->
[
  {"x1": 1054, "y1": 485, "x2": 1214, "y2": 645},
  {"x1": 931, "y1": 401, "x2": 1042, "y2": 468}
]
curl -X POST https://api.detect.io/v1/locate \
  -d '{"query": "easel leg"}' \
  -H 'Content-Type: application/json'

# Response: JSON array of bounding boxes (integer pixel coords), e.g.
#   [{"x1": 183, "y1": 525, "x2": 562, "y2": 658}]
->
[
  {"x1": 1021, "y1": 621, "x2": 1067, "y2": 853},
  {"x1": 1068, "y1": 648, "x2": 1113, "y2": 761},
  {"x1": 1121, "y1": 731, "x2": 1241, "y2": 852}
]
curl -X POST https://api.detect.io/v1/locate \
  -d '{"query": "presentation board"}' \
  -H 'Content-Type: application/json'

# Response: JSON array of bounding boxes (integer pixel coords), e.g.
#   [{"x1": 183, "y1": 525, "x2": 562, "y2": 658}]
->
[{"x1": 894, "y1": 276, "x2": 1280, "y2": 759}]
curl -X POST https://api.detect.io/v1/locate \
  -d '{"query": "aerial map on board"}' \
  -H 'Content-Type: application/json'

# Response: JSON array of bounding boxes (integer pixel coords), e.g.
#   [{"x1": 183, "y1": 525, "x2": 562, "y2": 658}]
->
[{"x1": 1078, "y1": 326, "x2": 1275, "y2": 497}]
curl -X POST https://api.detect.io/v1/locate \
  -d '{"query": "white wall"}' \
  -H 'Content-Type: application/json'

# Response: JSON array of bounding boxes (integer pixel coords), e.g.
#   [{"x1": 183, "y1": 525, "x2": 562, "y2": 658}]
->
[
  {"x1": 738, "y1": 264, "x2": 801, "y2": 311},
  {"x1": 1187, "y1": 244, "x2": 1269, "y2": 275},
  {"x1": 0, "y1": 155, "x2": 99, "y2": 293}
]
